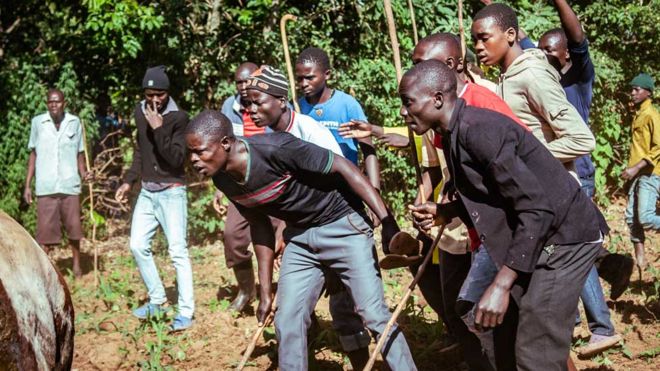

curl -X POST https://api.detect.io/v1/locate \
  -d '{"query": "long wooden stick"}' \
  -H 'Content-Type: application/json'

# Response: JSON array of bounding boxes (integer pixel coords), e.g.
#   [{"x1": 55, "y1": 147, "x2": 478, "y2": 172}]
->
[
  {"x1": 383, "y1": 0, "x2": 425, "y2": 202},
  {"x1": 363, "y1": 224, "x2": 447, "y2": 371},
  {"x1": 407, "y1": 0, "x2": 418, "y2": 44},
  {"x1": 280, "y1": 14, "x2": 300, "y2": 113},
  {"x1": 80, "y1": 121, "x2": 98, "y2": 287},
  {"x1": 458, "y1": 0, "x2": 466, "y2": 60},
  {"x1": 236, "y1": 296, "x2": 277, "y2": 370}
]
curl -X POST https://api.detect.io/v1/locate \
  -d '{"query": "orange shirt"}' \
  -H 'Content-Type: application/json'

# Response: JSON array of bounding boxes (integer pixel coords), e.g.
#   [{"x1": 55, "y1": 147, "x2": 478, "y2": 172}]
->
[{"x1": 242, "y1": 111, "x2": 265, "y2": 137}]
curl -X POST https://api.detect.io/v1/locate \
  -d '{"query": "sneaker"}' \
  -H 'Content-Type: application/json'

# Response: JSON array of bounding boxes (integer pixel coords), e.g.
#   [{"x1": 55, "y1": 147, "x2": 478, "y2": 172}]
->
[
  {"x1": 169, "y1": 315, "x2": 193, "y2": 332},
  {"x1": 132, "y1": 303, "x2": 166, "y2": 320},
  {"x1": 578, "y1": 334, "x2": 622, "y2": 357}
]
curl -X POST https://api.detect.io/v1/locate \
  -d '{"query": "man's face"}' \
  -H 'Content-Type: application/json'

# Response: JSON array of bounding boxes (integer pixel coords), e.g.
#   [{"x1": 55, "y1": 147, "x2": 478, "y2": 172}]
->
[
  {"x1": 47, "y1": 92, "x2": 65, "y2": 121},
  {"x1": 471, "y1": 17, "x2": 515, "y2": 67},
  {"x1": 186, "y1": 133, "x2": 227, "y2": 177},
  {"x1": 144, "y1": 89, "x2": 169, "y2": 111},
  {"x1": 235, "y1": 68, "x2": 254, "y2": 97},
  {"x1": 630, "y1": 86, "x2": 651, "y2": 105},
  {"x1": 399, "y1": 76, "x2": 441, "y2": 135},
  {"x1": 243, "y1": 89, "x2": 286, "y2": 128},
  {"x1": 295, "y1": 62, "x2": 329, "y2": 98},
  {"x1": 538, "y1": 35, "x2": 568, "y2": 71}
]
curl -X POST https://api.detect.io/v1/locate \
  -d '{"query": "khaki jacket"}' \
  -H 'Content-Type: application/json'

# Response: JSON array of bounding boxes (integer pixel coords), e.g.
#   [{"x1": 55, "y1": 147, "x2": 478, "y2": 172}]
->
[{"x1": 498, "y1": 49, "x2": 595, "y2": 174}]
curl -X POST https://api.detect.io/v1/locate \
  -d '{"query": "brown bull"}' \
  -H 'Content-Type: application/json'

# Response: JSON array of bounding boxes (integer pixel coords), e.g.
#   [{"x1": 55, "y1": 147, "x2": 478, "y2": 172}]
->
[{"x1": 0, "y1": 211, "x2": 74, "y2": 370}]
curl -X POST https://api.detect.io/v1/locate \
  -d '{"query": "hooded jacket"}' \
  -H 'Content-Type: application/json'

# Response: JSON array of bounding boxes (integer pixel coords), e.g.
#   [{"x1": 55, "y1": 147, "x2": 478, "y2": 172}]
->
[{"x1": 498, "y1": 49, "x2": 595, "y2": 174}]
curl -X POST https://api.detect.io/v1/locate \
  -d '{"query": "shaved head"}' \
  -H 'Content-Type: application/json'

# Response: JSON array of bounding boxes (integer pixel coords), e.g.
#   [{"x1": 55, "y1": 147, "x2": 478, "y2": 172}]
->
[
  {"x1": 403, "y1": 59, "x2": 457, "y2": 98},
  {"x1": 236, "y1": 62, "x2": 258, "y2": 80},
  {"x1": 186, "y1": 110, "x2": 234, "y2": 144},
  {"x1": 413, "y1": 32, "x2": 462, "y2": 66}
]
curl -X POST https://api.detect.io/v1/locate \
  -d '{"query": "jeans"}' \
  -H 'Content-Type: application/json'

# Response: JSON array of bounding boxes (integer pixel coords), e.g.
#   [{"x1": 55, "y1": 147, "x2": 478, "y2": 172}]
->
[
  {"x1": 579, "y1": 174, "x2": 595, "y2": 198},
  {"x1": 626, "y1": 174, "x2": 660, "y2": 243},
  {"x1": 575, "y1": 266, "x2": 615, "y2": 336},
  {"x1": 129, "y1": 187, "x2": 195, "y2": 318},
  {"x1": 275, "y1": 213, "x2": 416, "y2": 370}
]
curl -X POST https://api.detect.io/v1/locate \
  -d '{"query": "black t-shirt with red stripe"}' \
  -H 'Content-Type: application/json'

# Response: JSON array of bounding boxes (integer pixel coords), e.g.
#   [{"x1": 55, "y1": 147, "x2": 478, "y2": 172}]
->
[{"x1": 212, "y1": 132, "x2": 363, "y2": 228}]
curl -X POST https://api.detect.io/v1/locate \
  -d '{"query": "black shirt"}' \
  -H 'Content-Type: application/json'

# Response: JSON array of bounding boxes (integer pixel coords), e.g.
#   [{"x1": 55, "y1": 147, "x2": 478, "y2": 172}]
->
[
  {"x1": 440, "y1": 99, "x2": 606, "y2": 273},
  {"x1": 212, "y1": 132, "x2": 363, "y2": 228}
]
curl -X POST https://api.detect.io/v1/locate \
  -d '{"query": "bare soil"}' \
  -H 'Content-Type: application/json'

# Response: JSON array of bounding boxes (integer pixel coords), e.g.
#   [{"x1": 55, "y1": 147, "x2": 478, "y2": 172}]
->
[{"x1": 52, "y1": 199, "x2": 658, "y2": 370}]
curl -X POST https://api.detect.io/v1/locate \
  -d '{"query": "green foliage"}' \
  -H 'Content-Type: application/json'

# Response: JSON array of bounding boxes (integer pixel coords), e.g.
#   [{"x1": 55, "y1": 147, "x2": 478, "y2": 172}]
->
[{"x1": 1, "y1": 0, "x2": 659, "y2": 240}]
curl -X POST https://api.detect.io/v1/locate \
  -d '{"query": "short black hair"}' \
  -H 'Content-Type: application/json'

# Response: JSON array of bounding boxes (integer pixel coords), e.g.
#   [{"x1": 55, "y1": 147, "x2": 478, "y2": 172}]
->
[
  {"x1": 540, "y1": 28, "x2": 568, "y2": 48},
  {"x1": 404, "y1": 59, "x2": 457, "y2": 98},
  {"x1": 296, "y1": 47, "x2": 331, "y2": 71},
  {"x1": 418, "y1": 32, "x2": 462, "y2": 59},
  {"x1": 47, "y1": 88, "x2": 64, "y2": 100},
  {"x1": 186, "y1": 110, "x2": 234, "y2": 143},
  {"x1": 473, "y1": 3, "x2": 519, "y2": 34}
]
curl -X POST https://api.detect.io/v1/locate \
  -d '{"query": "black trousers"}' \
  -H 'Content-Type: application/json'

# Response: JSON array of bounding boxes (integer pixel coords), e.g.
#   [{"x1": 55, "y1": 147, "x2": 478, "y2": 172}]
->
[{"x1": 495, "y1": 241, "x2": 602, "y2": 371}]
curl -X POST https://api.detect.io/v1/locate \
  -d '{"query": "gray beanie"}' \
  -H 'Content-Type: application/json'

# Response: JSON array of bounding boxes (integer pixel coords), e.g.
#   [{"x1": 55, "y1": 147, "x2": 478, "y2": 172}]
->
[{"x1": 142, "y1": 65, "x2": 170, "y2": 90}]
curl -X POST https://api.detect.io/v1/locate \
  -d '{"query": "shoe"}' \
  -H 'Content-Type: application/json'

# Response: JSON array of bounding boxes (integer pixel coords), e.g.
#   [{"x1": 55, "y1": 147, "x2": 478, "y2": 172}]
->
[
  {"x1": 228, "y1": 261, "x2": 256, "y2": 312},
  {"x1": 169, "y1": 315, "x2": 193, "y2": 332},
  {"x1": 578, "y1": 334, "x2": 622, "y2": 357},
  {"x1": 132, "y1": 303, "x2": 166, "y2": 320}
]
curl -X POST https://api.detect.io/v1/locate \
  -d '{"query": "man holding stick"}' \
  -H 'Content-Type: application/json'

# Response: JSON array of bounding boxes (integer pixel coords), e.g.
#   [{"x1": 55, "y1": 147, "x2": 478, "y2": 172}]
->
[
  {"x1": 186, "y1": 109, "x2": 417, "y2": 370},
  {"x1": 401, "y1": 60, "x2": 607, "y2": 369}
]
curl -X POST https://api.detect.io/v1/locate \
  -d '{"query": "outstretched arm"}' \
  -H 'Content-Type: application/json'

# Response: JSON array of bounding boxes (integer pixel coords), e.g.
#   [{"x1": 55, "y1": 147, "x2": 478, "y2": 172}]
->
[
  {"x1": 330, "y1": 154, "x2": 399, "y2": 252},
  {"x1": 553, "y1": 0, "x2": 585, "y2": 44}
]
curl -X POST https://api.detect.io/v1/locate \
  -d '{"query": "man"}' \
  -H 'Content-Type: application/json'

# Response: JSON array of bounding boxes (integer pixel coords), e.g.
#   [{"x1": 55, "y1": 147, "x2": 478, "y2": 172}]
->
[
  {"x1": 295, "y1": 46, "x2": 380, "y2": 195},
  {"x1": 623, "y1": 73, "x2": 660, "y2": 276},
  {"x1": 24, "y1": 88, "x2": 89, "y2": 278},
  {"x1": 214, "y1": 61, "x2": 283, "y2": 313},
  {"x1": 243, "y1": 65, "x2": 373, "y2": 369},
  {"x1": 115, "y1": 66, "x2": 195, "y2": 331},
  {"x1": 186, "y1": 110, "x2": 417, "y2": 370},
  {"x1": 403, "y1": 59, "x2": 606, "y2": 370},
  {"x1": 535, "y1": 0, "x2": 628, "y2": 355}
]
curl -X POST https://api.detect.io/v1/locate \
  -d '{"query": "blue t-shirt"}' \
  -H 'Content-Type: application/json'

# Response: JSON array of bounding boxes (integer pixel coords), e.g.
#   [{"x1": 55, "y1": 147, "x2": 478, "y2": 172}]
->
[
  {"x1": 298, "y1": 90, "x2": 367, "y2": 164},
  {"x1": 520, "y1": 37, "x2": 596, "y2": 179}
]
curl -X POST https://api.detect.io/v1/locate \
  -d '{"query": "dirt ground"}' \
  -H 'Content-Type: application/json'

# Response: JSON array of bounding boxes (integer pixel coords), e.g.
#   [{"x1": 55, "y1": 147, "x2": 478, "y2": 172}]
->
[{"x1": 55, "y1": 199, "x2": 658, "y2": 370}]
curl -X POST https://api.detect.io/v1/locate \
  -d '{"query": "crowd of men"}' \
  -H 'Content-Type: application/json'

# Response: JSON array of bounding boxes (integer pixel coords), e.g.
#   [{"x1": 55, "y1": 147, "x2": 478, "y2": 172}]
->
[{"x1": 24, "y1": 1, "x2": 659, "y2": 370}]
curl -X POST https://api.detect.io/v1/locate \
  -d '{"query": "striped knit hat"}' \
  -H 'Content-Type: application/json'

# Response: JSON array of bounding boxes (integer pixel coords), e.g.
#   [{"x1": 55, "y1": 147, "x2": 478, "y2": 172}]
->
[{"x1": 246, "y1": 65, "x2": 289, "y2": 97}]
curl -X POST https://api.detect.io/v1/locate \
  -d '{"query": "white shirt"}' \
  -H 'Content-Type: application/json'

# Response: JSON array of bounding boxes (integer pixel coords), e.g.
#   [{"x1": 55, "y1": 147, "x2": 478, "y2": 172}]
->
[
  {"x1": 28, "y1": 112, "x2": 84, "y2": 196},
  {"x1": 283, "y1": 111, "x2": 343, "y2": 157}
]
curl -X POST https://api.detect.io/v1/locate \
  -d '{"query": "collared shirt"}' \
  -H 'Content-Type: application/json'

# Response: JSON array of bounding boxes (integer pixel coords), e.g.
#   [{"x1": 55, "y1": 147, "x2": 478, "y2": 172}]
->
[
  {"x1": 629, "y1": 99, "x2": 660, "y2": 176},
  {"x1": 28, "y1": 112, "x2": 84, "y2": 196}
]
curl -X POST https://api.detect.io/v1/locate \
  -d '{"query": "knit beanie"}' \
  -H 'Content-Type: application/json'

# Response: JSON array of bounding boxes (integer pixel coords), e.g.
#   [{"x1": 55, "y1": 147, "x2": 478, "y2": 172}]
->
[
  {"x1": 142, "y1": 65, "x2": 170, "y2": 90},
  {"x1": 245, "y1": 65, "x2": 289, "y2": 97},
  {"x1": 629, "y1": 73, "x2": 655, "y2": 93}
]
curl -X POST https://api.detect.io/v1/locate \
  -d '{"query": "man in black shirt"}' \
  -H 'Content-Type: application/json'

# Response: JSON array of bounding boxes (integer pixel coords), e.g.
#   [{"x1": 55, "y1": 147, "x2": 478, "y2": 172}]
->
[
  {"x1": 185, "y1": 110, "x2": 416, "y2": 370},
  {"x1": 401, "y1": 60, "x2": 606, "y2": 369},
  {"x1": 115, "y1": 66, "x2": 195, "y2": 332}
]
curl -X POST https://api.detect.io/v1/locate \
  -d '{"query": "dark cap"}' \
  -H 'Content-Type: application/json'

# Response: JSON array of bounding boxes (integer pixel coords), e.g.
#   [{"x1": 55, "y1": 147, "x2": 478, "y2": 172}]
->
[
  {"x1": 629, "y1": 73, "x2": 654, "y2": 93},
  {"x1": 142, "y1": 65, "x2": 170, "y2": 90}
]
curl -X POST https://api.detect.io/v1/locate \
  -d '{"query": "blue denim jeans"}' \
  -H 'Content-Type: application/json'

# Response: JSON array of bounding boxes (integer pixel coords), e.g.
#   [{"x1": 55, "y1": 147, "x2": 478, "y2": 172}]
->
[
  {"x1": 129, "y1": 187, "x2": 195, "y2": 318},
  {"x1": 626, "y1": 174, "x2": 660, "y2": 243},
  {"x1": 576, "y1": 265, "x2": 615, "y2": 336},
  {"x1": 580, "y1": 174, "x2": 595, "y2": 198},
  {"x1": 276, "y1": 212, "x2": 416, "y2": 370}
]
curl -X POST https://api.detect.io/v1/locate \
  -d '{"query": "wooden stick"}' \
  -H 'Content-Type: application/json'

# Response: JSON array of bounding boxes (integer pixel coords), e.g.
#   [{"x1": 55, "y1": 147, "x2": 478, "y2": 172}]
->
[
  {"x1": 80, "y1": 121, "x2": 98, "y2": 287},
  {"x1": 383, "y1": 0, "x2": 425, "y2": 202},
  {"x1": 363, "y1": 224, "x2": 447, "y2": 371},
  {"x1": 407, "y1": 0, "x2": 418, "y2": 44},
  {"x1": 280, "y1": 14, "x2": 300, "y2": 113},
  {"x1": 236, "y1": 296, "x2": 277, "y2": 370},
  {"x1": 458, "y1": 0, "x2": 467, "y2": 76}
]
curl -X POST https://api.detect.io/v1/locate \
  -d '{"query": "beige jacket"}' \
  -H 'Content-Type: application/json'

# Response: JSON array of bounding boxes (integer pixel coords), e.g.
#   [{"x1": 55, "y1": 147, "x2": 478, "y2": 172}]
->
[{"x1": 498, "y1": 49, "x2": 595, "y2": 172}]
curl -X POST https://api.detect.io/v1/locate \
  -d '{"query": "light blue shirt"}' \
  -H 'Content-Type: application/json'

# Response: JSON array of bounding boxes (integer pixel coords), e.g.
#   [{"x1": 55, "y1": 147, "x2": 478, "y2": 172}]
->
[
  {"x1": 298, "y1": 90, "x2": 368, "y2": 164},
  {"x1": 28, "y1": 112, "x2": 84, "y2": 196}
]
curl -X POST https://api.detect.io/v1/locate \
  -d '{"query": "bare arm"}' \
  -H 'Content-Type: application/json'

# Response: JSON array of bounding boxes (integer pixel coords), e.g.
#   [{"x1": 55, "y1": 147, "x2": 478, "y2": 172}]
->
[
  {"x1": 359, "y1": 138, "x2": 381, "y2": 190},
  {"x1": 77, "y1": 152, "x2": 87, "y2": 179},
  {"x1": 23, "y1": 151, "x2": 36, "y2": 204},
  {"x1": 553, "y1": 0, "x2": 585, "y2": 44}
]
